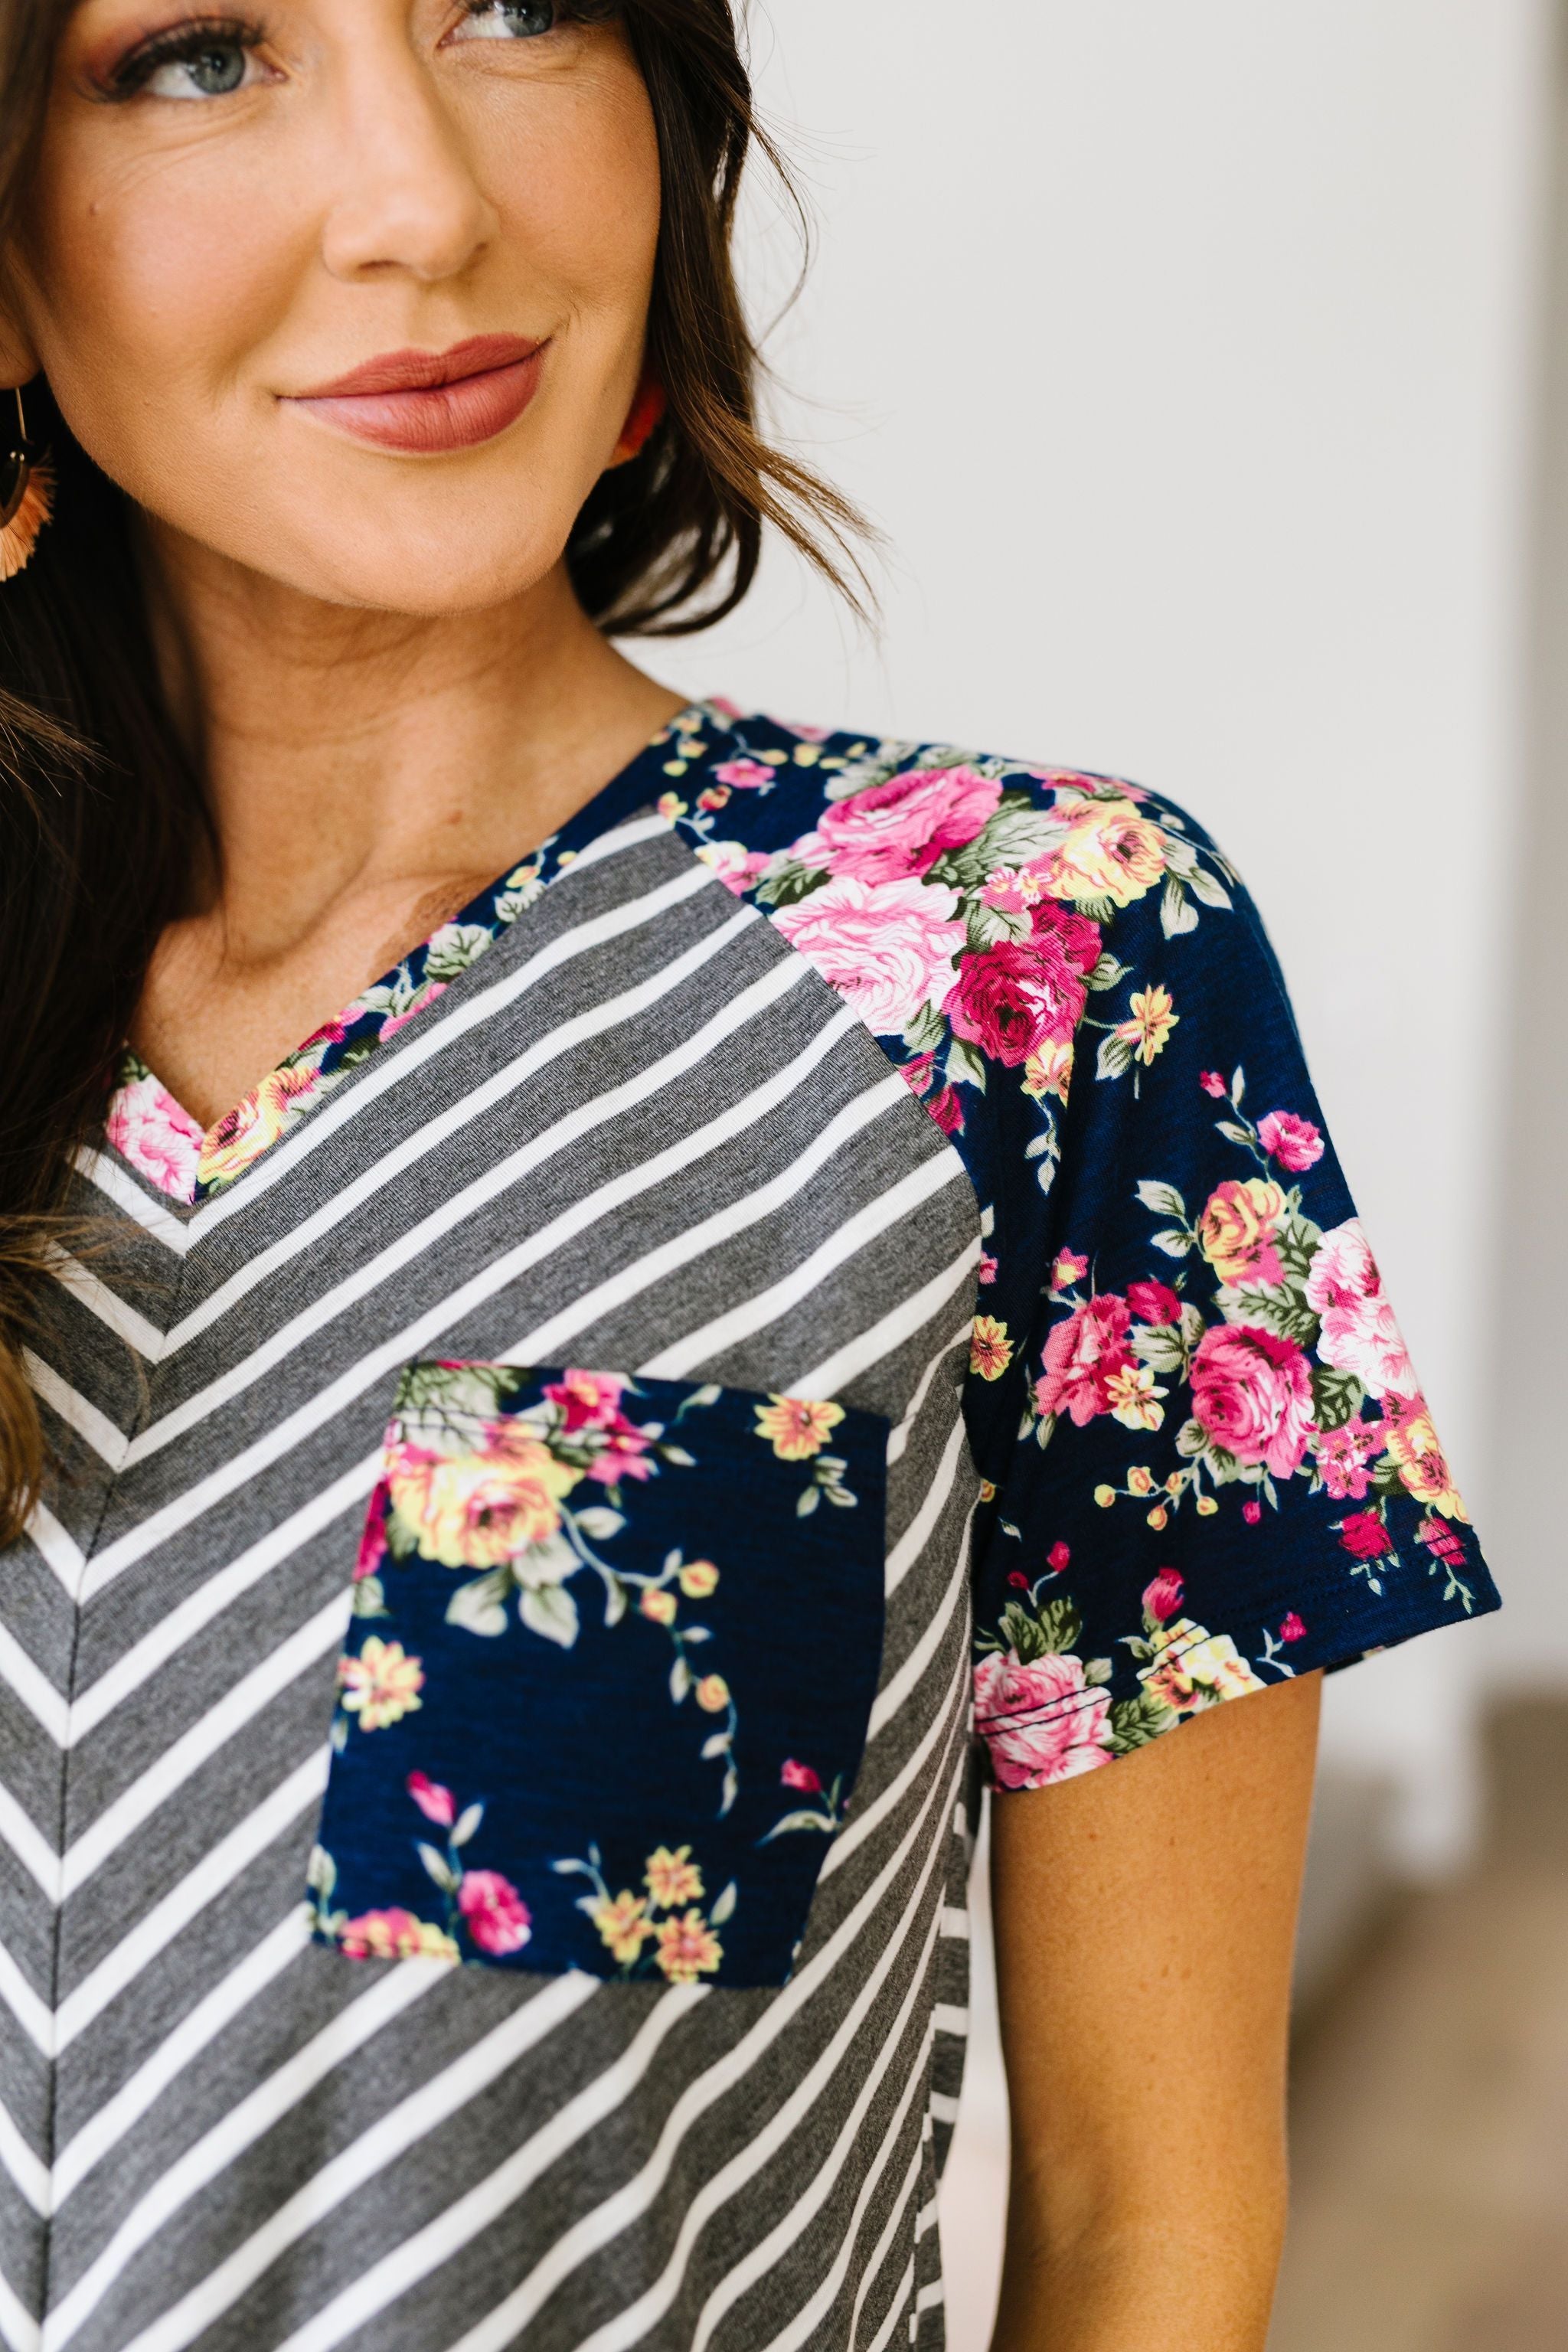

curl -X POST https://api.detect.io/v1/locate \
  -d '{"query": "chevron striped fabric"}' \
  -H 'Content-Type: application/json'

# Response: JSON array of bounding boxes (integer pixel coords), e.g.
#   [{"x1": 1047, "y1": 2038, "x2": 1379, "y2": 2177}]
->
[
  {"x1": 4, "y1": 777, "x2": 982, "y2": 2352},
  {"x1": 1, "y1": 704, "x2": 1497, "y2": 2351}
]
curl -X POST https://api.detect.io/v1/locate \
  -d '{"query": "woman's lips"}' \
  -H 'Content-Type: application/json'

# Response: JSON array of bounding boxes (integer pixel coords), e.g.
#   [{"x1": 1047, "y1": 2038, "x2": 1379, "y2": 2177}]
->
[{"x1": 286, "y1": 335, "x2": 547, "y2": 455}]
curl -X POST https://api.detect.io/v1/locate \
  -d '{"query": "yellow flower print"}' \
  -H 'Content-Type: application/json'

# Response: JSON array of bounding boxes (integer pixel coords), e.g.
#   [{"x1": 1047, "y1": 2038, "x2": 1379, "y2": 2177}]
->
[
  {"x1": 678, "y1": 1560, "x2": 720, "y2": 1599},
  {"x1": 1094, "y1": 1484, "x2": 1116, "y2": 1508},
  {"x1": 593, "y1": 1891, "x2": 655, "y2": 1966},
  {"x1": 1127, "y1": 1465, "x2": 1155, "y2": 1497},
  {"x1": 1103, "y1": 1364, "x2": 1168, "y2": 1432},
  {"x1": 338, "y1": 1908, "x2": 458, "y2": 1963},
  {"x1": 640, "y1": 1588, "x2": 678, "y2": 1626},
  {"x1": 1383, "y1": 1408, "x2": 1469, "y2": 1521},
  {"x1": 1139, "y1": 1620, "x2": 1266, "y2": 1715},
  {"x1": 695, "y1": 1674, "x2": 731, "y2": 1715},
  {"x1": 338, "y1": 1637, "x2": 424, "y2": 1733},
  {"x1": 388, "y1": 1427, "x2": 579, "y2": 1570},
  {"x1": 1021, "y1": 1036, "x2": 1075, "y2": 1103},
  {"x1": 1115, "y1": 985, "x2": 1178, "y2": 1067},
  {"x1": 1197, "y1": 1178, "x2": 1289, "y2": 1285},
  {"x1": 1041, "y1": 798, "x2": 1167, "y2": 908},
  {"x1": 754, "y1": 1396, "x2": 845, "y2": 1462},
  {"x1": 654, "y1": 1909, "x2": 724, "y2": 1985},
  {"x1": 969, "y1": 1317, "x2": 1014, "y2": 1382},
  {"x1": 645, "y1": 1845, "x2": 704, "y2": 1909},
  {"x1": 197, "y1": 1057, "x2": 324, "y2": 1192}
]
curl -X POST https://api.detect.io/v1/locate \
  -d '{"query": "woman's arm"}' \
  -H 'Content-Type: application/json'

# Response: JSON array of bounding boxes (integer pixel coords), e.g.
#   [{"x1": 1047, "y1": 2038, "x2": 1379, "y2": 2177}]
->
[{"x1": 988, "y1": 1673, "x2": 1321, "y2": 2352}]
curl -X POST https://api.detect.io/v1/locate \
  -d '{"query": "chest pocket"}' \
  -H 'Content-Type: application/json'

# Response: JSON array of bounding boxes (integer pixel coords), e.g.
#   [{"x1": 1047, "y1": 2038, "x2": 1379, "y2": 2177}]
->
[{"x1": 309, "y1": 1362, "x2": 887, "y2": 1990}]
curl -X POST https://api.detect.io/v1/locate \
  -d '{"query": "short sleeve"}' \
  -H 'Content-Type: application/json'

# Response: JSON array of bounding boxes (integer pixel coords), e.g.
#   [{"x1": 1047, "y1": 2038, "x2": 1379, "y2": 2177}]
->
[{"x1": 959, "y1": 786, "x2": 1500, "y2": 1792}]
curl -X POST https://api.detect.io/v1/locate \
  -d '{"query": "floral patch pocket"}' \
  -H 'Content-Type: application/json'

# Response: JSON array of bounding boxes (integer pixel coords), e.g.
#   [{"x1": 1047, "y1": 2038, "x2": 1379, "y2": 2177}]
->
[{"x1": 309, "y1": 1363, "x2": 888, "y2": 1990}]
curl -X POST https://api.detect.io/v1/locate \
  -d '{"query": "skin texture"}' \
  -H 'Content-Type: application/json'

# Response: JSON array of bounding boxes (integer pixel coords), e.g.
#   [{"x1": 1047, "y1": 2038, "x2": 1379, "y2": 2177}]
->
[
  {"x1": 0, "y1": 0, "x2": 681, "y2": 1123},
  {"x1": 3, "y1": 8, "x2": 1322, "y2": 2336},
  {"x1": 988, "y1": 1672, "x2": 1321, "y2": 2352}
]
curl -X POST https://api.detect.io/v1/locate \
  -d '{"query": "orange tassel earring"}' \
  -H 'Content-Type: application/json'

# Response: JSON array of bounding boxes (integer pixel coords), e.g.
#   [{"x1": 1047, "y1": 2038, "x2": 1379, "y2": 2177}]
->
[
  {"x1": 608, "y1": 371, "x2": 666, "y2": 469},
  {"x1": 1, "y1": 386, "x2": 53, "y2": 583}
]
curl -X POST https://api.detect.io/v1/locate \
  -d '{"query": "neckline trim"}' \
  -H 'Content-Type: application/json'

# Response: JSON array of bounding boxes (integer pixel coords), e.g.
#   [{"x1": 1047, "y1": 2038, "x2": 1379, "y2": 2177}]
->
[{"x1": 105, "y1": 701, "x2": 730, "y2": 1209}]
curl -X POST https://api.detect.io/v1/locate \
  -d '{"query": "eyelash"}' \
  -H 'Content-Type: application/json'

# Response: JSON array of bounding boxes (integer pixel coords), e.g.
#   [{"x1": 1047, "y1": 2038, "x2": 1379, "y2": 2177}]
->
[
  {"x1": 102, "y1": 2, "x2": 612, "y2": 100},
  {"x1": 104, "y1": 16, "x2": 265, "y2": 99}
]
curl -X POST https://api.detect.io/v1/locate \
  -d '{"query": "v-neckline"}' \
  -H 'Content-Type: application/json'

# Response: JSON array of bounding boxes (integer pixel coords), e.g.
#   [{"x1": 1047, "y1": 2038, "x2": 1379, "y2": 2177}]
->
[{"x1": 103, "y1": 701, "x2": 728, "y2": 1210}]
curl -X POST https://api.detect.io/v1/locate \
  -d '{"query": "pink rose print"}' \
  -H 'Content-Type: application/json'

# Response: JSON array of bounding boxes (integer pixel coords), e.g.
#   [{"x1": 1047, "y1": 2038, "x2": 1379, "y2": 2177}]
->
[
  {"x1": 543, "y1": 1369, "x2": 628, "y2": 1432},
  {"x1": 944, "y1": 903, "x2": 1101, "y2": 1069},
  {"x1": 1008, "y1": 1572, "x2": 1030, "y2": 1589},
  {"x1": 1314, "y1": 1412, "x2": 1383, "y2": 1501},
  {"x1": 1198, "y1": 1178, "x2": 1287, "y2": 1287},
  {"x1": 699, "y1": 841, "x2": 773, "y2": 897},
  {"x1": 407, "y1": 1772, "x2": 456, "y2": 1828},
  {"x1": 1339, "y1": 1510, "x2": 1394, "y2": 1563},
  {"x1": 1047, "y1": 1540, "x2": 1071, "y2": 1571},
  {"x1": 712, "y1": 758, "x2": 776, "y2": 790},
  {"x1": 1416, "y1": 1517, "x2": 1467, "y2": 1569},
  {"x1": 1279, "y1": 1612, "x2": 1308, "y2": 1643},
  {"x1": 928, "y1": 1085, "x2": 964, "y2": 1136},
  {"x1": 1306, "y1": 1220, "x2": 1420, "y2": 1401},
  {"x1": 1127, "y1": 1280, "x2": 1181, "y2": 1326},
  {"x1": 338, "y1": 1909, "x2": 451, "y2": 1962},
  {"x1": 354, "y1": 1502, "x2": 389, "y2": 1583},
  {"x1": 1257, "y1": 1110, "x2": 1325, "y2": 1173},
  {"x1": 1242, "y1": 1500, "x2": 1263, "y2": 1524},
  {"x1": 780, "y1": 1759, "x2": 823, "y2": 1795},
  {"x1": 1143, "y1": 1569, "x2": 1184, "y2": 1623},
  {"x1": 973, "y1": 1651, "x2": 1114, "y2": 1789},
  {"x1": 979, "y1": 866, "x2": 1034, "y2": 916},
  {"x1": 1190, "y1": 1324, "x2": 1315, "y2": 1478},
  {"x1": 586, "y1": 1422, "x2": 658, "y2": 1485},
  {"x1": 1035, "y1": 1295, "x2": 1136, "y2": 1428},
  {"x1": 772, "y1": 872, "x2": 968, "y2": 1036},
  {"x1": 540, "y1": 1374, "x2": 658, "y2": 1487},
  {"x1": 1050, "y1": 1250, "x2": 1089, "y2": 1295},
  {"x1": 978, "y1": 1253, "x2": 999, "y2": 1286},
  {"x1": 106, "y1": 1070, "x2": 205, "y2": 1204},
  {"x1": 1200, "y1": 1071, "x2": 1229, "y2": 1098},
  {"x1": 381, "y1": 979, "x2": 448, "y2": 1043},
  {"x1": 807, "y1": 765, "x2": 1004, "y2": 885},
  {"x1": 456, "y1": 1870, "x2": 533, "y2": 1956}
]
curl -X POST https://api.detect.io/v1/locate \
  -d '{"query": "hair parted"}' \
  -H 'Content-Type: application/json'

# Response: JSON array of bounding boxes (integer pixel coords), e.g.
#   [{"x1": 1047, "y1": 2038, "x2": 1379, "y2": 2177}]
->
[{"x1": 0, "y1": 0, "x2": 867, "y2": 1544}]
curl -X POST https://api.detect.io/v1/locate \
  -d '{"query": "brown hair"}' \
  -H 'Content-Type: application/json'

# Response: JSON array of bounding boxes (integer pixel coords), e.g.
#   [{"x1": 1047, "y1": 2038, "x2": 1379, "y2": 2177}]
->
[{"x1": 0, "y1": 0, "x2": 865, "y2": 1544}]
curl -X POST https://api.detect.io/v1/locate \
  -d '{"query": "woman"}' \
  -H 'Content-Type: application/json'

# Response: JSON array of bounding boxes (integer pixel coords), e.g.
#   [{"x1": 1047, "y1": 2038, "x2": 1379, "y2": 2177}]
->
[{"x1": 0, "y1": 5, "x2": 1496, "y2": 2349}]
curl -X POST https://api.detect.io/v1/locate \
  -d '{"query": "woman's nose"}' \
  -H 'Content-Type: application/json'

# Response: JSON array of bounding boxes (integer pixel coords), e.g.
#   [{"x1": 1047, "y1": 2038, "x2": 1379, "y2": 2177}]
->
[{"x1": 318, "y1": 47, "x2": 501, "y2": 286}]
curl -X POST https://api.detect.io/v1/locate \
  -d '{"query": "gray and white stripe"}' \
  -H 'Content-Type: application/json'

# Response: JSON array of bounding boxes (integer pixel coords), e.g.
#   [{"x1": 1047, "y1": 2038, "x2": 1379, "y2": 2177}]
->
[{"x1": 2, "y1": 814, "x2": 985, "y2": 2350}]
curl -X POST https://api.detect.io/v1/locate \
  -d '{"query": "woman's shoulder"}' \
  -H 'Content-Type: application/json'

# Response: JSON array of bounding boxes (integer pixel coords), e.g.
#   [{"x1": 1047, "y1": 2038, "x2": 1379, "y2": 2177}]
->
[{"x1": 666, "y1": 703, "x2": 1240, "y2": 954}]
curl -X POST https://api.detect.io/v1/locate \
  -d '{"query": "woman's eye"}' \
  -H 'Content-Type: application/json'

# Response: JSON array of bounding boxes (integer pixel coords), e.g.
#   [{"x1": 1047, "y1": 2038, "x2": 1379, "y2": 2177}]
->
[
  {"x1": 111, "y1": 25, "x2": 268, "y2": 102},
  {"x1": 453, "y1": 2, "x2": 560, "y2": 41},
  {"x1": 145, "y1": 41, "x2": 252, "y2": 97}
]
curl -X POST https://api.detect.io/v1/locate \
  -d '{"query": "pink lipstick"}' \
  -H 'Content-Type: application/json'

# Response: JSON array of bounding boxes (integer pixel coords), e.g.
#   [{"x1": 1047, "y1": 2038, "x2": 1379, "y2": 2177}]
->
[{"x1": 286, "y1": 334, "x2": 547, "y2": 454}]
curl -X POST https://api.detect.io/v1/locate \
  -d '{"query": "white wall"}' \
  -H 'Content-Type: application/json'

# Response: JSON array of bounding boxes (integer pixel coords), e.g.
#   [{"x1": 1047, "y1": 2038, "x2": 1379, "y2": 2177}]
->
[
  {"x1": 1487, "y1": 19, "x2": 1568, "y2": 1690},
  {"x1": 658, "y1": 0, "x2": 1553, "y2": 1874}
]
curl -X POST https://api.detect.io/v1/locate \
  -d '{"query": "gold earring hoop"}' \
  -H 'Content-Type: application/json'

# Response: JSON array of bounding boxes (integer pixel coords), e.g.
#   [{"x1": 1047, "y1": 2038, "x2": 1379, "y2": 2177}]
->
[{"x1": 0, "y1": 384, "x2": 54, "y2": 583}]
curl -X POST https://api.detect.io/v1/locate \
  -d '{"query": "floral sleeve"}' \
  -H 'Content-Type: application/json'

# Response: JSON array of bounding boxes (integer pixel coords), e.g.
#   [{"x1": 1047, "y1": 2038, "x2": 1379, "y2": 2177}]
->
[
  {"x1": 650, "y1": 710, "x2": 1501, "y2": 1792},
  {"x1": 957, "y1": 790, "x2": 1500, "y2": 1791}
]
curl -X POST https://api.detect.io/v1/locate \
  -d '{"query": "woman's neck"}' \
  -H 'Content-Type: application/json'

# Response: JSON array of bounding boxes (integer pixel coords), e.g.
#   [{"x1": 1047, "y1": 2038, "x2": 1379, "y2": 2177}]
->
[{"x1": 130, "y1": 526, "x2": 684, "y2": 1128}]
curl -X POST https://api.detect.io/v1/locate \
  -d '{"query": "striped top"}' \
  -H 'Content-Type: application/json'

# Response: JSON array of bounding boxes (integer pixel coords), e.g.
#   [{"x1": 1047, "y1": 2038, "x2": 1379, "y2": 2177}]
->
[{"x1": 1, "y1": 704, "x2": 1497, "y2": 2352}]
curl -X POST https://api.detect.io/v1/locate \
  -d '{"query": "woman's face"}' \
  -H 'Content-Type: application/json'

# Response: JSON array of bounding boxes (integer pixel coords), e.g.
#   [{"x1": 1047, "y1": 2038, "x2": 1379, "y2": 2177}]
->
[{"x1": 4, "y1": 1, "x2": 661, "y2": 612}]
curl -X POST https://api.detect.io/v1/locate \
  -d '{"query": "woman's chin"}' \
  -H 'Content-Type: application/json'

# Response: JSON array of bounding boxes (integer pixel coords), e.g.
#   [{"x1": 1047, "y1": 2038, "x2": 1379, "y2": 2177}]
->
[{"x1": 236, "y1": 509, "x2": 573, "y2": 619}]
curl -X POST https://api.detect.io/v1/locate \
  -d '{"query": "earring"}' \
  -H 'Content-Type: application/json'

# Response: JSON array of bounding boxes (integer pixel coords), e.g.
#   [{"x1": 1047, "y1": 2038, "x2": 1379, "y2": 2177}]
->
[
  {"x1": 1, "y1": 386, "x2": 54, "y2": 583},
  {"x1": 608, "y1": 371, "x2": 666, "y2": 469}
]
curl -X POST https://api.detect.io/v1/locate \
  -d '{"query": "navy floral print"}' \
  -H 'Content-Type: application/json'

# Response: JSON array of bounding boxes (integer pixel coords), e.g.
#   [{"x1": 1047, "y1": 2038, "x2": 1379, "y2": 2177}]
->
[
  {"x1": 313, "y1": 1364, "x2": 887, "y2": 1986},
  {"x1": 651, "y1": 709, "x2": 1500, "y2": 1788}
]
